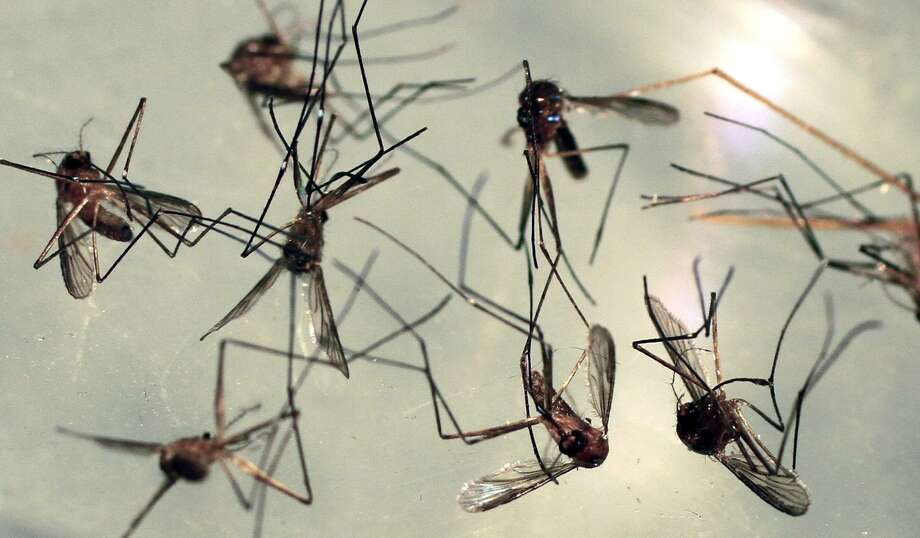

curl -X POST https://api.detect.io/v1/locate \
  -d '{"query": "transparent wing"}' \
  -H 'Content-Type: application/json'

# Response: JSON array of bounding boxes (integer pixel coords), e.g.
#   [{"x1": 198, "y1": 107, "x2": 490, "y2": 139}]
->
[
  {"x1": 718, "y1": 450, "x2": 809, "y2": 516},
  {"x1": 587, "y1": 324, "x2": 616, "y2": 433},
  {"x1": 457, "y1": 456, "x2": 577, "y2": 512},
  {"x1": 201, "y1": 259, "x2": 286, "y2": 340},
  {"x1": 303, "y1": 266, "x2": 349, "y2": 378},
  {"x1": 718, "y1": 409, "x2": 810, "y2": 515},
  {"x1": 566, "y1": 95, "x2": 680, "y2": 125},
  {"x1": 56, "y1": 197, "x2": 96, "y2": 299},
  {"x1": 119, "y1": 187, "x2": 202, "y2": 237},
  {"x1": 645, "y1": 295, "x2": 709, "y2": 401},
  {"x1": 57, "y1": 427, "x2": 162, "y2": 456}
]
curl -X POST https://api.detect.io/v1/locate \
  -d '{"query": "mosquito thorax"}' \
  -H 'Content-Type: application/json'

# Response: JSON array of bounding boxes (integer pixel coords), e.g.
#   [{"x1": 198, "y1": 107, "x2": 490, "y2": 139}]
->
[
  {"x1": 60, "y1": 150, "x2": 91, "y2": 171},
  {"x1": 517, "y1": 80, "x2": 564, "y2": 149},
  {"x1": 676, "y1": 393, "x2": 732, "y2": 456},
  {"x1": 159, "y1": 438, "x2": 213, "y2": 482},
  {"x1": 222, "y1": 34, "x2": 293, "y2": 88}
]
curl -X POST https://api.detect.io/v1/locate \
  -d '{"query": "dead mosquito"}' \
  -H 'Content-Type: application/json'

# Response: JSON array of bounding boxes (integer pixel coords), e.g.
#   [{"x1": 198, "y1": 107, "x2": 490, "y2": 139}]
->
[
  {"x1": 222, "y1": 0, "x2": 459, "y2": 145},
  {"x1": 0, "y1": 98, "x2": 201, "y2": 298},
  {"x1": 642, "y1": 112, "x2": 920, "y2": 321},
  {"x1": 632, "y1": 260, "x2": 879, "y2": 515},
  {"x1": 512, "y1": 59, "x2": 679, "y2": 264},
  {"x1": 356, "y1": 176, "x2": 616, "y2": 511},
  {"x1": 57, "y1": 340, "x2": 311, "y2": 537}
]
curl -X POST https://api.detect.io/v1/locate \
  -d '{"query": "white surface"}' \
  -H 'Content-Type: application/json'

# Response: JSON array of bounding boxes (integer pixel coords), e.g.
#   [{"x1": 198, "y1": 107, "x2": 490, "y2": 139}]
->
[{"x1": 0, "y1": 1, "x2": 918, "y2": 536}]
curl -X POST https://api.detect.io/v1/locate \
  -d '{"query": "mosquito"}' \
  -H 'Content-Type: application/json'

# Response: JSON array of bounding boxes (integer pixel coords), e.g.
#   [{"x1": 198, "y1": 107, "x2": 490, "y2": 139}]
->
[
  {"x1": 512, "y1": 59, "x2": 679, "y2": 264},
  {"x1": 57, "y1": 341, "x2": 311, "y2": 538},
  {"x1": 641, "y1": 112, "x2": 920, "y2": 321},
  {"x1": 222, "y1": 0, "x2": 459, "y2": 145},
  {"x1": 356, "y1": 178, "x2": 616, "y2": 510},
  {"x1": 0, "y1": 98, "x2": 201, "y2": 298},
  {"x1": 632, "y1": 260, "x2": 879, "y2": 515}
]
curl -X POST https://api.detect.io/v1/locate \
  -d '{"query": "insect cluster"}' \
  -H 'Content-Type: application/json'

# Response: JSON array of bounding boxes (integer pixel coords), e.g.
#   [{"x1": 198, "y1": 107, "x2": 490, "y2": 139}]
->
[{"x1": 1, "y1": 1, "x2": 911, "y2": 536}]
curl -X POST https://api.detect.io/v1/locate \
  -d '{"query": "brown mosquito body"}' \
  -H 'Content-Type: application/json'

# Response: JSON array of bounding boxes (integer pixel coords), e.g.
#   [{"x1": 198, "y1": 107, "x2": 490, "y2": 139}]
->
[
  {"x1": 0, "y1": 98, "x2": 201, "y2": 298},
  {"x1": 632, "y1": 261, "x2": 879, "y2": 516},
  {"x1": 355, "y1": 172, "x2": 615, "y2": 511},
  {"x1": 57, "y1": 340, "x2": 310, "y2": 538},
  {"x1": 456, "y1": 324, "x2": 615, "y2": 512},
  {"x1": 514, "y1": 61, "x2": 678, "y2": 264}
]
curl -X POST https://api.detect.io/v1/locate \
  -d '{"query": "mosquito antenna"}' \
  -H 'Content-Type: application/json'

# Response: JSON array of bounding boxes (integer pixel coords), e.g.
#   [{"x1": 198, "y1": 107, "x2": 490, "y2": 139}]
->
[{"x1": 78, "y1": 118, "x2": 94, "y2": 152}]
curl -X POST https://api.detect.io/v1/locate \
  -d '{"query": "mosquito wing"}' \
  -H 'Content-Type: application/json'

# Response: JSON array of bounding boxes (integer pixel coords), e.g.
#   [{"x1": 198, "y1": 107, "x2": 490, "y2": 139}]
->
[
  {"x1": 566, "y1": 95, "x2": 679, "y2": 125},
  {"x1": 457, "y1": 456, "x2": 577, "y2": 512},
  {"x1": 303, "y1": 266, "x2": 349, "y2": 378},
  {"x1": 645, "y1": 295, "x2": 710, "y2": 401},
  {"x1": 587, "y1": 324, "x2": 616, "y2": 433},
  {"x1": 56, "y1": 198, "x2": 96, "y2": 299},
  {"x1": 201, "y1": 259, "x2": 286, "y2": 340},
  {"x1": 718, "y1": 450, "x2": 809, "y2": 516},
  {"x1": 120, "y1": 187, "x2": 202, "y2": 238},
  {"x1": 718, "y1": 409, "x2": 810, "y2": 515},
  {"x1": 57, "y1": 427, "x2": 162, "y2": 456}
]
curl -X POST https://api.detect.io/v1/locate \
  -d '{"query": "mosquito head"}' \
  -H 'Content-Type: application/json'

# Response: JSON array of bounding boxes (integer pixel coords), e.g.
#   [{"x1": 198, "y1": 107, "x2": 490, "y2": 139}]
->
[
  {"x1": 676, "y1": 393, "x2": 732, "y2": 456},
  {"x1": 517, "y1": 79, "x2": 564, "y2": 148},
  {"x1": 60, "y1": 151, "x2": 92, "y2": 173}
]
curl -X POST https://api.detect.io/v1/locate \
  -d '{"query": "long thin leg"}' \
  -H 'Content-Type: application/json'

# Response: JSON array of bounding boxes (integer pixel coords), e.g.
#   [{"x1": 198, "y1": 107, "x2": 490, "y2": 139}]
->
[
  {"x1": 354, "y1": 217, "x2": 539, "y2": 337},
  {"x1": 33, "y1": 198, "x2": 90, "y2": 269},
  {"x1": 620, "y1": 67, "x2": 908, "y2": 197},
  {"x1": 703, "y1": 112, "x2": 878, "y2": 221},
  {"x1": 773, "y1": 317, "x2": 881, "y2": 471},
  {"x1": 229, "y1": 453, "x2": 310, "y2": 504},
  {"x1": 121, "y1": 478, "x2": 177, "y2": 538},
  {"x1": 219, "y1": 459, "x2": 252, "y2": 510},
  {"x1": 333, "y1": 258, "x2": 506, "y2": 445},
  {"x1": 101, "y1": 97, "x2": 147, "y2": 221}
]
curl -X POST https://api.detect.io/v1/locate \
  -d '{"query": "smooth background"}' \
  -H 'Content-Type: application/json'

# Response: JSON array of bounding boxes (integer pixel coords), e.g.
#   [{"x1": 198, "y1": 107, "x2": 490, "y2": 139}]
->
[{"x1": 1, "y1": 1, "x2": 918, "y2": 536}]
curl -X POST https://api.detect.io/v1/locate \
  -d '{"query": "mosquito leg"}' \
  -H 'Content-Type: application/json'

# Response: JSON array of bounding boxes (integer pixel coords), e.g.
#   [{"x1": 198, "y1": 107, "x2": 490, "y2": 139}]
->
[
  {"x1": 734, "y1": 399, "x2": 784, "y2": 432},
  {"x1": 632, "y1": 277, "x2": 714, "y2": 392},
  {"x1": 229, "y1": 453, "x2": 311, "y2": 504},
  {"x1": 550, "y1": 349, "x2": 588, "y2": 407},
  {"x1": 543, "y1": 140, "x2": 631, "y2": 264},
  {"x1": 219, "y1": 459, "x2": 252, "y2": 510},
  {"x1": 121, "y1": 478, "x2": 177, "y2": 538},
  {"x1": 226, "y1": 403, "x2": 263, "y2": 430},
  {"x1": 620, "y1": 67, "x2": 908, "y2": 196},
  {"x1": 99, "y1": 98, "x2": 147, "y2": 221},
  {"x1": 517, "y1": 172, "x2": 536, "y2": 251},
  {"x1": 354, "y1": 217, "x2": 540, "y2": 338},
  {"x1": 333, "y1": 258, "x2": 487, "y2": 444},
  {"x1": 703, "y1": 112, "x2": 879, "y2": 221},
  {"x1": 773, "y1": 316, "x2": 881, "y2": 472},
  {"x1": 256, "y1": 0, "x2": 283, "y2": 38},
  {"x1": 439, "y1": 416, "x2": 544, "y2": 443},
  {"x1": 34, "y1": 198, "x2": 90, "y2": 269}
]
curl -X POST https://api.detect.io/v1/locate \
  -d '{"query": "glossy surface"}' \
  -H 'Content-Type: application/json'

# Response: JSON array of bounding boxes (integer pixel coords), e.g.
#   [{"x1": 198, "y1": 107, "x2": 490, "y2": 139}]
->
[{"x1": 0, "y1": 1, "x2": 918, "y2": 536}]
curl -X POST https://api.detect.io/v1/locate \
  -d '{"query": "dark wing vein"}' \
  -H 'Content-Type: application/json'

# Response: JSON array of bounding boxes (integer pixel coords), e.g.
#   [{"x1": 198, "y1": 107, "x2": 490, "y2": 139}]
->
[
  {"x1": 457, "y1": 457, "x2": 577, "y2": 512},
  {"x1": 566, "y1": 95, "x2": 679, "y2": 125},
  {"x1": 56, "y1": 198, "x2": 96, "y2": 298},
  {"x1": 587, "y1": 324, "x2": 616, "y2": 433},
  {"x1": 646, "y1": 295, "x2": 710, "y2": 401},
  {"x1": 304, "y1": 266, "x2": 349, "y2": 378}
]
